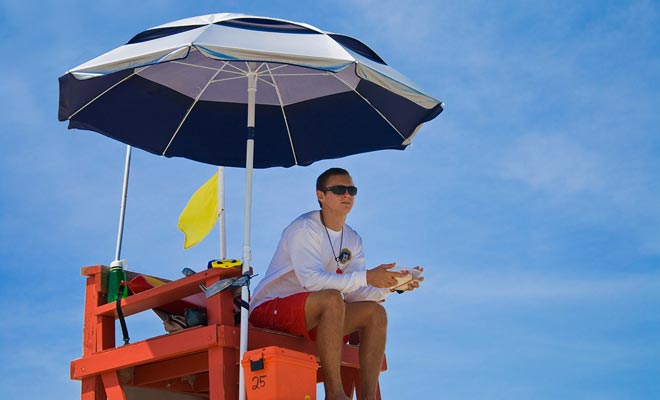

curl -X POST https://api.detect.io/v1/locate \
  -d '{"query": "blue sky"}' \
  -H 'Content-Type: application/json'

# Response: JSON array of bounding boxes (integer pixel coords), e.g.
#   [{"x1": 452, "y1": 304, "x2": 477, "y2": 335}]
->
[{"x1": 1, "y1": 0, "x2": 659, "y2": 399}]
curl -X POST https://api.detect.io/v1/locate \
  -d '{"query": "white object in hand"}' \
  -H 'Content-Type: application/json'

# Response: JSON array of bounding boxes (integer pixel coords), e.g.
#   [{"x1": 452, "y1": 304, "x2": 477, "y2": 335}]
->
[{"x1": 390, "y1": 267, "x2": 423, "y2": 289}]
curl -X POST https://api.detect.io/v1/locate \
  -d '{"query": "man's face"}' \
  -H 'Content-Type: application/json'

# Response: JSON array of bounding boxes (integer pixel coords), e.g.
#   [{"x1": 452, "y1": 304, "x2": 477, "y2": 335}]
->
[{"x1": 317, "y1": 174, "x2": 356, "y2": 215}]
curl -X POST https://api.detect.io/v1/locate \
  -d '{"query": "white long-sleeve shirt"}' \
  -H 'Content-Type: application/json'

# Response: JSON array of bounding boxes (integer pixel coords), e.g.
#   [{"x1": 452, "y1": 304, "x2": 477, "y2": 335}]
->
[{"x1": 250, "y1": 210, "x2": 391, "y2": 311}]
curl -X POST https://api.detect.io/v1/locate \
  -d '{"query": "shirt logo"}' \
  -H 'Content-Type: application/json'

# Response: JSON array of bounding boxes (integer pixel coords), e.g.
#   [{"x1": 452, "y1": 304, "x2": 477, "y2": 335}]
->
[{"x1": 338, "y1": 248, "x2": 352, "y2": 265}]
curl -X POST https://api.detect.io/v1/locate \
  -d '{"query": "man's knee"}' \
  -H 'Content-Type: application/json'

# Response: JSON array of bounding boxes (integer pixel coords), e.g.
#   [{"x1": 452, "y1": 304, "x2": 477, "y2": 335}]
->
[
  {"x1": 307, "y1": 289, "x2": 345, "y2": 318},
  {"x1": 316, "y1": 289, "x2": 344, "y2": 310},
  {"x1": 364, "y1": 302, "x2": 388, "y2": 328}
]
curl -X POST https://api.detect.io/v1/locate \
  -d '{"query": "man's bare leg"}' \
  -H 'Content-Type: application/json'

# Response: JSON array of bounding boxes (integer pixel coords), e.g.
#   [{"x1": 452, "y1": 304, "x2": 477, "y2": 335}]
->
[
  {"x1": 344, "y1": 301, "x2": 387, "y2": 400},
  {"x1": 305, "y1": 290, "x2": 351, "y2": 400}
]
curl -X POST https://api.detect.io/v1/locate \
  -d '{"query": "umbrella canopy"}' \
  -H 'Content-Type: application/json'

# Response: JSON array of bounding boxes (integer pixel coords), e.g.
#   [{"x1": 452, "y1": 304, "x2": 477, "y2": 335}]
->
[{"x1": 58, "y1": 13, "x2": 443, "y2": 168}]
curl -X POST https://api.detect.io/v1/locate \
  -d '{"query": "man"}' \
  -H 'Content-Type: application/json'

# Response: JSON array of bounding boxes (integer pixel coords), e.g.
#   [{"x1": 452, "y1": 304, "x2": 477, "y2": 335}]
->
[{"x1": 250, "y1": 168, "x2": 422, "y2": 400}]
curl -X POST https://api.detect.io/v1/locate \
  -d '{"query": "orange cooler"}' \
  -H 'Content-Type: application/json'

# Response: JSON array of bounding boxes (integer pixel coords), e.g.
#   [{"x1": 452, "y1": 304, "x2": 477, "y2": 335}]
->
[{"x1": 242, "y1": 346, "x2": 318, "y2": 400}]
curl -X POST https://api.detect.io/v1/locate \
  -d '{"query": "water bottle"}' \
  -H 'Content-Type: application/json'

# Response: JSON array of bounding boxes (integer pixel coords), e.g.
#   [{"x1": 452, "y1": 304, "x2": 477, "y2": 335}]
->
[{"x1": 107, "y1": 259, "x2": 128, "y2": 303}]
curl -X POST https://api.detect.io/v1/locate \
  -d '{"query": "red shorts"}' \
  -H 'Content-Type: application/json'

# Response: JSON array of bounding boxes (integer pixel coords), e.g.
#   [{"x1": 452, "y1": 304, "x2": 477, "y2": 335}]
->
[
  {"x1": 250, "y1": 292, "x2": 315, "y2": 339},
  {"x1": 250, "y1": 292, "x2": 349, "y2": 342}
]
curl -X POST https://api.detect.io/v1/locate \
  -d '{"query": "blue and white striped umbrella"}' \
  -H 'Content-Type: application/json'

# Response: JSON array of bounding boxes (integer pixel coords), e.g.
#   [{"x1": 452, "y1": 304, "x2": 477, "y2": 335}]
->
[
  {"x1": 58, "y1": 13, "x2": 443, "y2": 168},
  {"x1": 58, "y1": 13, "x2": 442, "y2": 398}
]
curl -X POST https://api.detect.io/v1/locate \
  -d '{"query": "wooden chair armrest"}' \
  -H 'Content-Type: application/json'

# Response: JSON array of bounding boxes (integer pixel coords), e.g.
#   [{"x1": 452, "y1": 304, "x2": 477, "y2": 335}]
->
[{"x1": 95, "y1": 268, "x2": 241, "y2": 318}]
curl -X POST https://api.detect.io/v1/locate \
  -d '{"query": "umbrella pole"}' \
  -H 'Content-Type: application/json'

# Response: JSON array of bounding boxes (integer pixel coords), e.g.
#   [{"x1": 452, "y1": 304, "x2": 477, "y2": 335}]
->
[
  {"x1": 218, "y1": 166, "x2": 226, "y2": 259},
  {"x1": 114, "y1": 145, "x2": 131, "y2": 262},
  {"x1": 239, "y1": 69, "x2": 257, "y2": 400}
]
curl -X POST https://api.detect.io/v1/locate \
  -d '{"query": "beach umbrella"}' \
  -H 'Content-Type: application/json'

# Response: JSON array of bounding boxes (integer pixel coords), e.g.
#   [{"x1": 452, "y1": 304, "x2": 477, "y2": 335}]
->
[{"x1": 58, "y1": 12, "x2": 443, "y2": 398}]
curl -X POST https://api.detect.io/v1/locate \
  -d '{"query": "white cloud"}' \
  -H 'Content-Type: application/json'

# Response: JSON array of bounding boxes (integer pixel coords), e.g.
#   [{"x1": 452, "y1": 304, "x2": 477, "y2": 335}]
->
[
  {"x1": 639, "y1": 233, "x2": 660, "y2": 256},
  {"x1": 496, "y1": 134, "x2": 604, "y2": 195},
  {"x1": 436, "y1": 268, "x2": 660, "y2": 304},
  {"x1": 0, "y1": 72, "x2": 44, "y2": 127},
  {"x1": 338, "y1": 0, "x2": 436, "y2": 41}
]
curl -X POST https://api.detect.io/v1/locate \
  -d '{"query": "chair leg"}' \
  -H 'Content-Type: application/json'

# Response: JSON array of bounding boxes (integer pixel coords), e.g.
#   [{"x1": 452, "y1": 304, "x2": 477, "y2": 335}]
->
[
  {"x1": 341, "y1": 366, "x2": 358, "y2": 398},
  {"x1": 208, "y1": 347, "x2": 239, "y2": 400},
  {"x1": 101, "y1": 372, "x2": 127, "y2": 400},
  {"x1": 81, "y1": 376, "x2": 105, "y2": 400}
]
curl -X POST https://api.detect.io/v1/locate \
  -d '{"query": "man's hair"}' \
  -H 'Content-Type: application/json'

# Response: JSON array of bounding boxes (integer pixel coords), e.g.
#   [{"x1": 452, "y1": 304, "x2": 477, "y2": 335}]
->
[
  {"x1": 316, "y1": 167, "x2": 350, "y2": 190},
  {"x1": 316, "y1": 168, "x2": 350, "y2": 208}
]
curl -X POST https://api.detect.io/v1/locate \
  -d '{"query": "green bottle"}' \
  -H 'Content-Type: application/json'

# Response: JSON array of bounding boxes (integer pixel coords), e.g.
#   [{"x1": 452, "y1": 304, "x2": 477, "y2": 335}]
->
[{"x1": 107, "y1": 260, "x2": 128, "y2": 303}]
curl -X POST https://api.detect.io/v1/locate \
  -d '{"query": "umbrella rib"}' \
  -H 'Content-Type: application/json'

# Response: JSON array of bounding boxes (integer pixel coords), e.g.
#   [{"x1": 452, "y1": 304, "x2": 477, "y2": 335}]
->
[
  {"x1": 162, "y1": 66, "x2": 227, "y2": 156},
  {"x1": 223, "y1": 62, "x2": 249, "y2": 74},
  {"x1": 254, "y1": 72, "x2": 277, "y2": 89},
  {"x1": 254, "y1": 62, "x2": 268, "y2": 74},
  {"x1": 264, "y1": 63, "x2": 299, "y2": 166},
  {"x1": 254, "y1": 62, "x2": 280, "y2": 90},
  {"x1": 210, "y1": 75, "x2": 249, "y2": 84},
  {"x1": 255, "y1": 66, "x2": 326, "y2": 88},
  {"x1": 172, "y1": 60, "x2": 247, "y2": 77},
  {"x1": 66, "y1": 72, "x2": 137, "y2": 120},
  {"x1": 259, "y1": 62, "x2": 329, "y2": 77},
  {"x1": 330, "y1": 72, "x2": 407, "y2": 141},
  {"x1": 257, "y1": 63, "x2": 306, "y2": 75},
  {"x1": 169, "y1": 61, "x2": 251, "y2": 86},
  {"x1": 182, "y1": 47, "x2": 248, "y2": 74},
  {"x1": 267, "y1": 72, "x2": 329, "y2": 77}
]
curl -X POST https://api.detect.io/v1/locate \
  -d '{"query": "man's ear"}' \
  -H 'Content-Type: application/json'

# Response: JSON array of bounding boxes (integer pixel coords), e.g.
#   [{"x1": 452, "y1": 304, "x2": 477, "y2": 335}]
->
[{"x1": 316, "y1": 189, "x2": 325, "y2": 205}]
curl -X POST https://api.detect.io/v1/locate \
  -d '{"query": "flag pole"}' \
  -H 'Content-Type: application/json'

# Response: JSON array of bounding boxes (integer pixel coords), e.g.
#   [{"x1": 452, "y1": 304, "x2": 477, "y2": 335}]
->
[{"x1": 114, "y1": 145, "x2": 131, "y2": 262}]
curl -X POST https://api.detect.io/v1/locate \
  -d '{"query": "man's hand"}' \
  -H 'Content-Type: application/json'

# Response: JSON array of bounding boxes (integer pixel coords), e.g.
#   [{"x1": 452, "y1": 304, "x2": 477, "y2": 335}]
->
[
  {"x1": 394, "y1": 266, "x2": 424, "y2": 292},
  {"x1": 366, "y1": 263, "x2": 404, "y2": 288}
]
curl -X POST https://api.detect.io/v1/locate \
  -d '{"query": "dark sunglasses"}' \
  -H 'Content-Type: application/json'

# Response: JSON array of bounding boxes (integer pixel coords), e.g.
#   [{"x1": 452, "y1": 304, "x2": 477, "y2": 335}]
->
[{"x1": 320, "y1": 185, "x2": 358, "y2": 196}]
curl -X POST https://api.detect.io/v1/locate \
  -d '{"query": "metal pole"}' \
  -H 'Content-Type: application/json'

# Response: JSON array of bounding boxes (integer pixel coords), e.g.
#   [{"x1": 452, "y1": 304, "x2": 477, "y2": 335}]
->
[
  {"x1": 218, "y1": 166, "x2": 226, "y2": 259},
  {"x1": 114, "y1": 145, "x2": 132, "y2": 261},
  {"x1": 238, "y1": 67, "x2": 257, "y2": 400}
]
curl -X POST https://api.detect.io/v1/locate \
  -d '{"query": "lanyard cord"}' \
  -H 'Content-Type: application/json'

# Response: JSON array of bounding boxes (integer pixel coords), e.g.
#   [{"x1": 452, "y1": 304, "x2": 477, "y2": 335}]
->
[{"x1": 320, "y1": 211, "x2": 343, "y2": 267}]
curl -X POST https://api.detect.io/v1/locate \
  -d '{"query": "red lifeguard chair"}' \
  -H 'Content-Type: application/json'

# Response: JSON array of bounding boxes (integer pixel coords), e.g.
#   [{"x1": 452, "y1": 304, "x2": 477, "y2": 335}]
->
[{"x1": 71, "y1": 265, "x2": 386, "y2": 399}]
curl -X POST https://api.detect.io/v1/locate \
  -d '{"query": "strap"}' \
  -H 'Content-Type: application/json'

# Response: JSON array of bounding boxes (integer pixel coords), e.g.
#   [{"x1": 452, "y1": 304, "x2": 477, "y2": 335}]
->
[
  {"x1": 234, "y1": 296, "x2": 250, "y2": 311},
  {"x1": 116, "y1": 282, "x2": 130, "y2": 345},
  {"x1": 201, "y1": 272, "x2": 257, "y2": 298}
]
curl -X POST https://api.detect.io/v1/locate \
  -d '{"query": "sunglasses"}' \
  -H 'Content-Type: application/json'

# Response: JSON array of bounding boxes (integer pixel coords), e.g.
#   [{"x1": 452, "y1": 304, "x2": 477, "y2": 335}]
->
[{"x1": 320, "y1": 185, "x2": 358, "y2": 196}]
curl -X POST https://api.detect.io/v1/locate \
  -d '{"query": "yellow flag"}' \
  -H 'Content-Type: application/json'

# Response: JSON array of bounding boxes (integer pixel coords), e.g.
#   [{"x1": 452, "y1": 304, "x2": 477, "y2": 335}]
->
[{"x1": 178, "y1": 172, "x2": 218, "y2": 249}]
